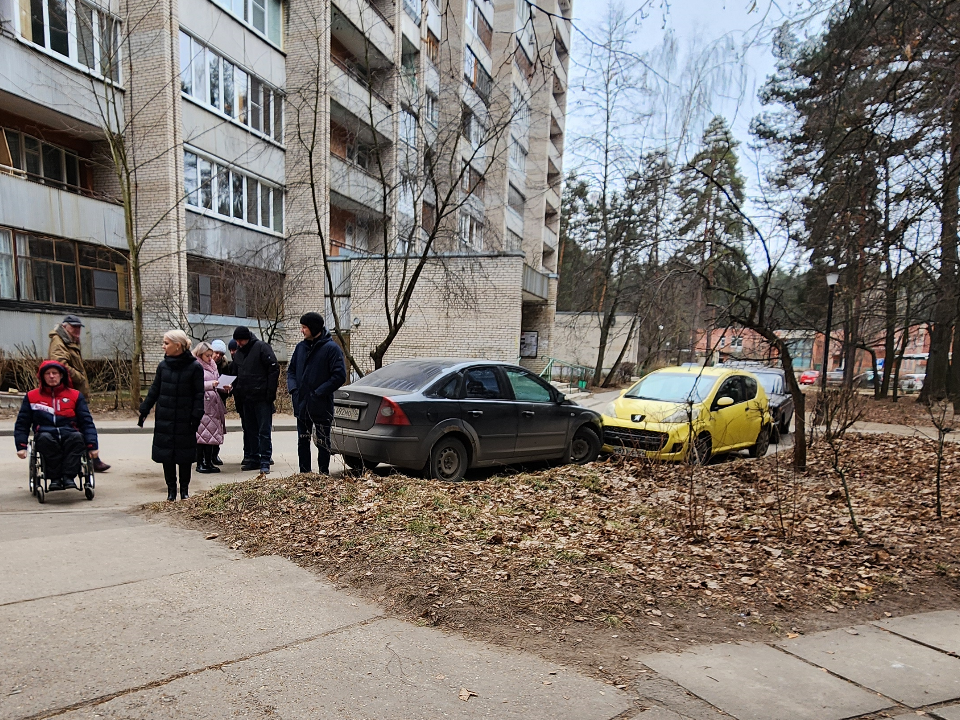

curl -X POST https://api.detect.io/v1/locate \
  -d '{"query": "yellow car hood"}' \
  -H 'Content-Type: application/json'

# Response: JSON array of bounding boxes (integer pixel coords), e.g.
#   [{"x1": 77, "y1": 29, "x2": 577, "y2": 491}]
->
[{"x1": 610, "y1": 396, "x2": 700, "y2": 424}]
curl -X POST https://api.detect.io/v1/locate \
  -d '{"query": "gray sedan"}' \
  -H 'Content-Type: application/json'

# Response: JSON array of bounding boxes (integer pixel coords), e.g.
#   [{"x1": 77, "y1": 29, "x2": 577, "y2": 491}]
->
[{"x1": 331, "y1": 359, "x2": 603, "y2": 482}]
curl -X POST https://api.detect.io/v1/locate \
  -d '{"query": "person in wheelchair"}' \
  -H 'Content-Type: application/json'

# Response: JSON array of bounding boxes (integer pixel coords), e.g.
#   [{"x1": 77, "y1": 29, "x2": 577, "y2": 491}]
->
[{"x1": 14, "y1": 360, "x2": 99, "y2": 491}]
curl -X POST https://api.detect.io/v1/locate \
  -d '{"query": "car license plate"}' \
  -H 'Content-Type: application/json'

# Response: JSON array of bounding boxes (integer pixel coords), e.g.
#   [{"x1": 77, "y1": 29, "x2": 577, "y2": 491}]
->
[
  {"x1": 334, "y1": 406, "x2": 360, "y2": 421},
  {"x1": 613, "y1": 445, "x2": 644, "y2": 458}
]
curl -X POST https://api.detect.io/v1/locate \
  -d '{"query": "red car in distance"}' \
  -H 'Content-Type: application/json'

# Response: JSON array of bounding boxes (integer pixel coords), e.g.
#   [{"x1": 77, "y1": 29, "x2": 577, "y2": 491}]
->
[{"x1": 798, "y1": 369, "x2": 820, "y2": 385}]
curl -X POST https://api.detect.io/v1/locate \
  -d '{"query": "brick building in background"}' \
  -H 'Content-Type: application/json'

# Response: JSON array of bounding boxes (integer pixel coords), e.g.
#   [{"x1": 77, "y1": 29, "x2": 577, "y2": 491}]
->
[{"x1": 0, "y1": 0, "x2": 570, "y2": 374}]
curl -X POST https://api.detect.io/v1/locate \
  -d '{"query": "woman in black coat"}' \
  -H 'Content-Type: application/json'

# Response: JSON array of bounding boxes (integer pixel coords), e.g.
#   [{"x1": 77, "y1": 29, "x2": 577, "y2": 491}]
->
[{"x1": 139, "y1": 330, "x2": 204, "y2": 501}]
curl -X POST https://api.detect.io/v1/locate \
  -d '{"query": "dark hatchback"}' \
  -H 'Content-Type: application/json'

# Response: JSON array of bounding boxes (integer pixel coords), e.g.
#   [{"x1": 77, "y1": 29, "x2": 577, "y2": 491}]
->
[
  {"x1": 752, "y1": 368, "x2": 795, "y2": 434},
  {"x1": 331, "y1": 359, "x2": 603, "y2": 481}
]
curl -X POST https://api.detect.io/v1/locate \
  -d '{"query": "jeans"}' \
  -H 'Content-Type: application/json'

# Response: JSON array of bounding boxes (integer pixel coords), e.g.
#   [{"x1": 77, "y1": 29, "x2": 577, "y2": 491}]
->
[
  {"x1": 297, "y1": 413, "x2": 332, "y2": 474},
  {"x1": 35, "y1": 429, "x2": 85, "y2": 480},
  {"x1": 241, "y1": 400, "x2": 273, "y2": 466}
]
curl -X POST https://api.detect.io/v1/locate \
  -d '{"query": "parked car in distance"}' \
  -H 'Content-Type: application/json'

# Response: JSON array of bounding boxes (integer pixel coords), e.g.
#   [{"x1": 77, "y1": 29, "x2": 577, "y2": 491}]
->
[
  {"x1": 899, "y1": 374, "x2": 925, "y2": 393},
  {"x1": 600, "y1": 366, "x2": 772, "y2": 464},
  {"x1": 799, "y1": 369, "x2": 820, "y2": 385},
  {"x1": 331, "y1": 359, "x2": 603, "y2": 482},
  {"x1": 749, "y1": 368, "x2": 795, "y2": 435}
]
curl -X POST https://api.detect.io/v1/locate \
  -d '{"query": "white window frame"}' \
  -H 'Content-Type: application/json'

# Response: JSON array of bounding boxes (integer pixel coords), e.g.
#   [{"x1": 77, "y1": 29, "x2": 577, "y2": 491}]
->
[{"x1": 14, "y1": 0, "x2": 123, "y2": 84}]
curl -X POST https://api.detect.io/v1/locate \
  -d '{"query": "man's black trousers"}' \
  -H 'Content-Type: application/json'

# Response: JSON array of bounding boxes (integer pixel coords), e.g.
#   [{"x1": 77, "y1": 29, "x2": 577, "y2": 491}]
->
[
  {"x1": 35, "y1": 429, "x2": 84, "y2": 480},
  {"x1": 297, "y1": 413, "x2": 332, "y2": 474}
]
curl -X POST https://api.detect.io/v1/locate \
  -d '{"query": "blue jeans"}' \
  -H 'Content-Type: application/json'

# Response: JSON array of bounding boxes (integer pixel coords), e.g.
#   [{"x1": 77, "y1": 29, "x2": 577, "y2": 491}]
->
[{"x1": 241, "y1": 401, "x2": 273, "y2": 466}]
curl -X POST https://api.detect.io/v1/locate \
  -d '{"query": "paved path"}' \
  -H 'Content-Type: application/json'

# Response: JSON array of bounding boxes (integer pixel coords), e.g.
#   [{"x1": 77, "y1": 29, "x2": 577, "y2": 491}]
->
[
  {"x1": 0, "y1": 433, "x2": 631, "y2": 720},
  {"x1": 638, "y1": 611, "x2": 960, "y2": 719}
]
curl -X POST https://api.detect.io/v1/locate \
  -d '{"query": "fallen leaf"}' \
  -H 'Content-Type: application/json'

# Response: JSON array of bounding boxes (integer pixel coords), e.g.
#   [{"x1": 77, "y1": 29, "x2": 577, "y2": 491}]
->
[
  {"x1": 459, "y1": 688, "x2": 477, "y2": 702},
  {"x1": 205, "y1": 533, "x2": 218, "y2": 540},
  {"x1": 569, "y1": 594, "x2": 583, "y2": 605}
]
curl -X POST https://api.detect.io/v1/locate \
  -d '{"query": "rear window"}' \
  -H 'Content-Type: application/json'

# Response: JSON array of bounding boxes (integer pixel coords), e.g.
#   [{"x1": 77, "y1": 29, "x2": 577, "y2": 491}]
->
[
  {"x1": 755, "y1": 373, "x2": 784, "y2": 395},
  {"x1": 353, "y1": 361, "x2": 453, "y2": 392}
]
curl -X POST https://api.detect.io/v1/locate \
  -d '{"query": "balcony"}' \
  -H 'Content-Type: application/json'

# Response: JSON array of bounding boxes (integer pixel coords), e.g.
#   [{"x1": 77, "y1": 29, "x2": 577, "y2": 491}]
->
[
  {"x1": 553, "y1": 61, "x2": 568, "y2": 96},
  {"x1": 0, "y1": 171, "x2": 124, "y2": 248},
  {"x1": 403, "y1": 0, "x2": 420, "y2": 23},
  {"x1": 554, "y1": 17, "x2": 571, "y2": 60},
  {"x1": 332, "y1": 0, "x2": 395, "y2": 63},
  {"x1": 330, "y1": 154, "x2": 386, "y2": 215},
  {"x1": 329, "y1": 60, "x2": 392, "y2": 135},
  {"x1": 522, "y1": 263, "x2": 550, "y2": 302},
  {"x1": 550, "y1": 93, "x2": 565, "y2": 136},
  {"x1": 545, "y1": 186, "x2": 561, "y2": 215},
  {"x1": 542, "y1": 225, "x2": 558, "y2": 252}
]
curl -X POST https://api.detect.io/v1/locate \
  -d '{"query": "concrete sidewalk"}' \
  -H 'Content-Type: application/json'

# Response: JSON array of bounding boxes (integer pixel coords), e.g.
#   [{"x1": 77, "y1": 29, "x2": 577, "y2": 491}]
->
[{"x1": 0, "y1": 431, "x2": 632, "y2": 720}]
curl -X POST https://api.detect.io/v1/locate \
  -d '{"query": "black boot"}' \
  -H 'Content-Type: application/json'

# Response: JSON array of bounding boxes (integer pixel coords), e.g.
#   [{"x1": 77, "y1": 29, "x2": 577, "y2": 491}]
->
[
  {"x1": 212, "y1": 450, "x2": 223, "y2": 466},
  {"x1": 167, "y1": 486, "x2": 177, "y2": 501},
  {"x1": 205, "y1": 445, "x2": 220, "y2": 473},
  {"x1": 180, "y1": 481, "x2": 190, "y2": 500}
]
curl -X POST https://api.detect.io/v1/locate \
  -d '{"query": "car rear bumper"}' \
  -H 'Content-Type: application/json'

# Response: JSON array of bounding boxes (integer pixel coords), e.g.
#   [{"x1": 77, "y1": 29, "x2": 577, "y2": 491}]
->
[{"x1": 331, "y1": 426, "x2": 426, "y2": 469}]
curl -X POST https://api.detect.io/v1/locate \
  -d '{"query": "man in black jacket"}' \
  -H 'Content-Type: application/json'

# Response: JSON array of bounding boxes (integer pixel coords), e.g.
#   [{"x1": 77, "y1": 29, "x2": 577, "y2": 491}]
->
[
  {"x1": 232, "y1": 327, "x2": 280, "y2": 473},
  {"x1": 287, "y1": 312, "x2": 346, "y2": 474}
]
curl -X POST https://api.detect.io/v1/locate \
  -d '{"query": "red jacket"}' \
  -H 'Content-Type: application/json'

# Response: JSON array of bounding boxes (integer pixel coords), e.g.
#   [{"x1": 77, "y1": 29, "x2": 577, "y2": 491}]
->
[{"x1": 14, "y1": 360, "x2": 98, "y2": 451}]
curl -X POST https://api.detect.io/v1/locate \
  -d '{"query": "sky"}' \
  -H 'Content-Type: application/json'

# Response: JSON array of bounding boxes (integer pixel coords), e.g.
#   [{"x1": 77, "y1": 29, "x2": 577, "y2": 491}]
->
[{"x1": 566, "y1": 0, "x2": 798, "y2": 188}]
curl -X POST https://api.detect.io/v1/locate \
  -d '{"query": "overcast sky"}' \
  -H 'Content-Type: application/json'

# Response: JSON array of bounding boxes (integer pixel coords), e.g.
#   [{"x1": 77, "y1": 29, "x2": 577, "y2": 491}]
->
[{"x1": 567, "y1": 0, "x2": 794, "y2": 186}]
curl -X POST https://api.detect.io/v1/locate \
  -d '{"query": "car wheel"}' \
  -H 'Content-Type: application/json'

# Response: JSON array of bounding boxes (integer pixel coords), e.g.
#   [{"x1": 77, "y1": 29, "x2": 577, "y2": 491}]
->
[
  {"x1": 749, "y1": 426, "x2": 771, "y2": 458},
  {"x1": 688, "y1": 433, "x2": 712, "y2": 465},
  {"x1": 569, "y1": 426, "x2": 600, "y2": 464},
  {"x1": 429, "y1": 437, "x2": 468, "y2": 482}
]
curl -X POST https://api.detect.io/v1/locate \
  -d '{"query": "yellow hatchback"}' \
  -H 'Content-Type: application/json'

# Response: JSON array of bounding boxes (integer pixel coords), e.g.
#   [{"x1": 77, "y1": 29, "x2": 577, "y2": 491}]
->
[{"x1": 601, "y1": 366, "x2": 772, "y2": 463}]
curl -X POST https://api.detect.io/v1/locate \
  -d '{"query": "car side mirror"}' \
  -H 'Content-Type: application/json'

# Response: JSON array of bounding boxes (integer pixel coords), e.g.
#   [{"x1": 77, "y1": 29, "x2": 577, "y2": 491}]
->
[
  {"x1": 555, "y1": 392, "x2": 566, "y2": 404},
  {"x1": 716, "y1": 396, "x2": 734, "y2": 408}
]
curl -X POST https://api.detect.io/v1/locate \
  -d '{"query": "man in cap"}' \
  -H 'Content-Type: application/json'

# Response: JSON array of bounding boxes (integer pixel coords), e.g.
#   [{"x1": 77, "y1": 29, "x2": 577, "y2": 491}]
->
[
  {"x1": 287, "y1": 312, "x2": 346, "y2": 474},
  {"x1": 48, "y1": 315, "x2": 110, "y2": 472},
  {"x1": 231, "y1": 326, "x2": 280, "y2": 473}
]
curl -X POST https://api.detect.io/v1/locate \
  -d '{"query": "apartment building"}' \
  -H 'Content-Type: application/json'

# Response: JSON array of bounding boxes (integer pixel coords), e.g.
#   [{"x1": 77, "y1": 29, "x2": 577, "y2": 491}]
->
[{"x1": 0, "y1": 0, "x2": 571, "y2": 374}]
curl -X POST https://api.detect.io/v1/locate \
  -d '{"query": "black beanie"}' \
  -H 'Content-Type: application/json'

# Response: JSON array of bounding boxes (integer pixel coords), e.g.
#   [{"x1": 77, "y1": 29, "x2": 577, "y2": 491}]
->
[
  {"x1": 300, "y1": 312, "x2": 325, "y2": 337},
  {"x1": 233, "y1": 326, "x2": 252, "y2": 341}
]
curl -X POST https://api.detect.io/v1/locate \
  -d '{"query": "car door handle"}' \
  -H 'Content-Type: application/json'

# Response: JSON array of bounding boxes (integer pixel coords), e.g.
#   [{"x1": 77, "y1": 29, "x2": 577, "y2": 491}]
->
[
  {"x1": 521, "y1": 410, "x2": 535, "y2": 417},
  {"x1": 468, "y1": 410, "x2": 483, "y2": 417}
]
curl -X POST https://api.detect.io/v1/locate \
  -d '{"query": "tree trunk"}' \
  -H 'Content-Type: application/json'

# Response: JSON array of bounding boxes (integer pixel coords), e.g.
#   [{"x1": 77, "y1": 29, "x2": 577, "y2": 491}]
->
[
  {"x1": 602, "y1": 312, "x2": 639, "y2": 387},
  {"x1": 879, "y1": 256, "x2": 896, "y2": 398}
]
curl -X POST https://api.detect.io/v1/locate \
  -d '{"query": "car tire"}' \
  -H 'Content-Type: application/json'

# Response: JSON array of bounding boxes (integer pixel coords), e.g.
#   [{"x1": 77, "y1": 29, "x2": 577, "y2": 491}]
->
[
  {"x1": 749, "y1": 425, "x2": 771, "y2": 458},
  {"x1": 569, "y1": 426, "x2": 600, "y2": 464},
  {"x1": 688, "y1": 433, "x2": 712, "y2": 465},
  {"x1": 429, "y1": 437, "x2": 468, "y2": 482}
]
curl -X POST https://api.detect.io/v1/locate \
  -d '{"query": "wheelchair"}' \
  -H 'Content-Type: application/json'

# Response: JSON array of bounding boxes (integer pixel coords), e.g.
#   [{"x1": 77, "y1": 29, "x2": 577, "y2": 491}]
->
[{"x1": 27, "y1": 438, "x2": 95, "y2": 504}]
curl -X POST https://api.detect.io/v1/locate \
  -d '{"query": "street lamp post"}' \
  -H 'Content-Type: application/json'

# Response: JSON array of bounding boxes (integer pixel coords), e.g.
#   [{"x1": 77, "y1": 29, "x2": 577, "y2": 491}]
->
[{"x1": 820, "y1": 272, "x2": 840, "y2": 391}]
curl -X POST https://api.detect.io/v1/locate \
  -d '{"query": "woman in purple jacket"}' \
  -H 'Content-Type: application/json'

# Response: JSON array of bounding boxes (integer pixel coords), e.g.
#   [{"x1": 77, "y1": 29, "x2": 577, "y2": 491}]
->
[{"x1": 193, "y1": 342, "x2": 225, "y2": 474}]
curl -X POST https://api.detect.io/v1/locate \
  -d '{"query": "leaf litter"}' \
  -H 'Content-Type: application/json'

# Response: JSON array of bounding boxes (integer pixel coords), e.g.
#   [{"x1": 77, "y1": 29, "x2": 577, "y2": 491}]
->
[{"x1": 158, "y1": 434, "x2": 959, "y2": 654}]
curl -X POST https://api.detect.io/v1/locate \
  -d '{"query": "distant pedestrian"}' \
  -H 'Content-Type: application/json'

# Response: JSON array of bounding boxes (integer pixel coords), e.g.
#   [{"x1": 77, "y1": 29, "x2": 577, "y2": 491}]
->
[
  {"x1": 287, "y1": 312, "x2": 346, "y2": 474},
  {"x1": 48, "y1": 314, "x2": 111, "y2": 473},
  {"x1": 192, "y1": 341, "x2": 225, "y2": 475},
  {"x1": 210, "y1": 339, "x2": 229, "y2": 372},
  {"x1": 209, "y1": 339, "x2": 229, "y2": 467},
  {"x1": 138, "y1": 330, "x2": 204, "y2": 501},
  {"x1": 231, "y1": 327, "x2": 279, "y2": 474}
]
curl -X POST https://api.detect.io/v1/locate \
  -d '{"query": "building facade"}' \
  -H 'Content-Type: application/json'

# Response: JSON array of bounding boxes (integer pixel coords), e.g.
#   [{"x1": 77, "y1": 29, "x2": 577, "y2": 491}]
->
[{"x1": 0, "y1": 0, "x2": 571, "y2": 376}]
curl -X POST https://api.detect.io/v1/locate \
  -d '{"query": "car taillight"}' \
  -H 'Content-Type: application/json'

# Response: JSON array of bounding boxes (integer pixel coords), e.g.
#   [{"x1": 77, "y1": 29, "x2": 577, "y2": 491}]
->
[{"x1": 375, "y1": 397, "x2": 411, "y2": 426}]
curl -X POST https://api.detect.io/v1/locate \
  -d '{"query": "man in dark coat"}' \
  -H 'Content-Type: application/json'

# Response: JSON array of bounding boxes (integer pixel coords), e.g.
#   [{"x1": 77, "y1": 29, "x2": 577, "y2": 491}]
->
[
  {"x1": 287, "y1": 312, "x2": 347, "y2": 474},
  {"x1": 232, "y1": 326, "x2": 280, "y2": 473},
  {"x1": 14, "y1": 360, "x2": 99, "y2": 490}
]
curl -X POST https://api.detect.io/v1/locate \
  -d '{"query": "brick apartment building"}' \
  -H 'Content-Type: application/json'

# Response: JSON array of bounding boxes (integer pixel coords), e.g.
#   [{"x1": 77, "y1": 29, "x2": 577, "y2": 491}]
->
[{"x1": 0, "y1": 0, "x2": 570, "y2": 373}]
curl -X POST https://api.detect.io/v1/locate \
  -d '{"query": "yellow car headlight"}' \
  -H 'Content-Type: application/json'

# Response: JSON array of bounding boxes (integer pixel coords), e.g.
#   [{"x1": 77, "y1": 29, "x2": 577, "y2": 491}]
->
[{"x1": 603, "y1": 402, "x2": 618, "y2": 418}]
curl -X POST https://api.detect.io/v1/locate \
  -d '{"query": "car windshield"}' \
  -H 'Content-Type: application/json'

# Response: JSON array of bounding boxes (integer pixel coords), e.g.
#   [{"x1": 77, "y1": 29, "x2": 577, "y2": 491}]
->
[
  {"x1": 754, "y1": 373, "x2": 783, "y2": 395},
  {"x1": 625, "y1": 373, "x2": 718, "y2": 403},
  {"x1": 353, "y1": 361, "x2": 455, "y2": 392}
]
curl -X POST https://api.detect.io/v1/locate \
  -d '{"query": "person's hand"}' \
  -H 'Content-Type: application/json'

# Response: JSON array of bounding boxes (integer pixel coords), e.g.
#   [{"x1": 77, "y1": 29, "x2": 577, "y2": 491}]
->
[
  {"x1": 16, "y1": 450, "x2": 27, "y2": 459},
  {"x1": 89, "y1": 449, "x2": 99, "y2": 459},
  {"x1": 137, "y1": 415, "x2": 146, "y2": 428},
  {"x1": 212, "y1": 380, "x2": 219, "y2": 387},
  {"x1": 221, "y1": 384, "x2": 232, "y2": 392}
]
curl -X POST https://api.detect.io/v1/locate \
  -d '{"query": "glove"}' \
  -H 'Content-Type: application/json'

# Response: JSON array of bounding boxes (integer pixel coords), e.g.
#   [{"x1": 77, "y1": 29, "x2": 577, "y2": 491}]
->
[{"x1": 137, "y1": 415, "x2": 146, "y2": 428}]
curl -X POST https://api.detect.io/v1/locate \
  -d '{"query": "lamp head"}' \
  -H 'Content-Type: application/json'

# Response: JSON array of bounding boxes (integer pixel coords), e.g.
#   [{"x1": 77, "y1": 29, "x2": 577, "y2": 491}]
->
[{"x1": 826, "y1": 272, "x2": 840, "y2": 287}]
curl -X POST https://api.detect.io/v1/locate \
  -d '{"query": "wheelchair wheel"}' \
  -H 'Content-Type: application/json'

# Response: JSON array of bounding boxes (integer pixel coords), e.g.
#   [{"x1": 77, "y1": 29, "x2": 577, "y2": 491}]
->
[
  {"x1": 84, "y1": 485, "x2": 95, "y2": 501},
  {"x1": 36, "y1": 484, "x2": 45, "y2": 504}
]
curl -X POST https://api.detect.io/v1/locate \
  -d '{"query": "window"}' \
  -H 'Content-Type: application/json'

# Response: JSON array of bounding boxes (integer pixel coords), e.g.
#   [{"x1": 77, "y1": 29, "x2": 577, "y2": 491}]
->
[
  {"x1": 463, "y1": 367, "x2": 503, "y2": 399},
  {"x1": 429, "y1": 373, "x2": 462, "y2": 400},
  {"x1": 2, "y1": 231, "x2": 129, "y2": 310},
  {"x1": 17, "y1": 0, "x2": 121, "y2": 80},
  {"x1": 460, "y1": 163, "x2": 484, "y2": 200},
  {"x1": 400, "y1": 109, "x2": 417, "y2": 147},
  {"x1": 512, "y1": 83, "x2": 530, "y2": 141},
  {"x1": 179, "y1": 31, "x2": 283, "y2": 143},
  {"x1": 461, "y1": 105, "x2": 484, "y2": 147},
  {"x1": 715, "y1": 377, "x2": 745, "y2": 406},
  {"x1": 507, "y1": 183, "x2": 525, "y2": 215},
  {"x1": 187, "y1": 256, "x2": 283, "y2": 319},
  {"x1": 466, "y1": 0, "x2": 493, "y2": 50},
  {"x1": 424, "y1": 29, "x2": 439, "y2": 64},
  {"x1": 463, "y1": 47, "x2": 492, "y2": 104},
  {"x1": 506, "y1": 229, "x2": 522, "y2": 252},
  {"x1": 509, "y1": 139, "x2": 527, "y2": 173},
  {"x1": 183, "y1": 149, "x2": 284, "y2": 233},
  {"x1": 742, "y1": 375, "x2": 758, "y2": 400},
  {"x1": 458, "y1": 212, "x2": 484, "y2": 249},
  {"x1": 505, "y1": 369, "x2": 553, "y2": 402},
  {"x1": 421, "y1": 202, "x2": 436, "y2": 233},
  {"x1": 213, "y1": 0, "x2": 283, "y2": 47},
  {"x1": 1, "y1": 128, "x2": 83, "y2": 192},
  {"x1": 425, "y1": 92, "x2": 439, "y2": 127}
]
